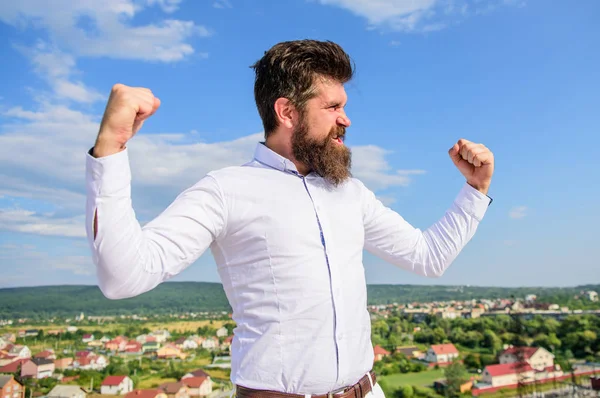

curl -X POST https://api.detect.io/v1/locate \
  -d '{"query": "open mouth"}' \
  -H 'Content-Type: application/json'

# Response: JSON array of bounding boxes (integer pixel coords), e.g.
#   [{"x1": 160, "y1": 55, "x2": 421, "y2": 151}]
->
[{"x1": 332, "y1": 135, "x2": 344, "y2": 145}]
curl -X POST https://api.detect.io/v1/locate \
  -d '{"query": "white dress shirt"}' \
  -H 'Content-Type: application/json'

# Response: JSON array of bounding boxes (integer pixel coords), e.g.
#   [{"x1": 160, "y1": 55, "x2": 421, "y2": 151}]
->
[{"x1": 85, "y1": 142, "x2": 491, "y2": 394}]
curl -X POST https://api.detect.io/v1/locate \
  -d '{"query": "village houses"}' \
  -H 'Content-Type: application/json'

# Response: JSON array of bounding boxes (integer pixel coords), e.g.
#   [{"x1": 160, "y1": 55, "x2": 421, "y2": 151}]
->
[
  {"x1": 0, "y1": 375, "x2": 25, "y2": 398},
  {"x1": 47, "y1": 385, "x2": 87, "y2": 398},
  {"x1": 425, "y1": 343, "x2": 460, "y2": 365},
  {"x1": 21, "y1": 357, "x2": 55, "y2": 379},
  {"x1": 101, "y1": 375, "x2": 134, "y2": 395}
]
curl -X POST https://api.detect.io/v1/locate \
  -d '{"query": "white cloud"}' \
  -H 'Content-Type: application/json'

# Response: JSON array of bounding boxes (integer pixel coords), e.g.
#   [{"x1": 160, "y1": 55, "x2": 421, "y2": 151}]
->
[
  {"x1": 0, "y1": 0, "x2": 211, "y2": 63},
  {"x1": 351, "y1": 145, "x2": 426, "y2": 191},
  {"x1": 52, "y1": 256, "x2": 94, "y2": 275},
  {"x1": 14, "y1": 42, "x2": 105, "y2": 104},
  {"x1": 213, "y1": 0, "x2": 233, "y2": 9},
  {"x1": 0, "y1": 208, "x2": 85, "y2": 238},
  {"x1": 0, "y1": 247, "x2": 94, "y2": 287},
  {"x1": 509, "y1": 206, "x2": 527, "y2": 219},
  {"x1": 147, "y1": 0, "x2": 183, "y2": 13},
  {"x1": 314, "y1": 0, "x2": 524, "y2": 33}
]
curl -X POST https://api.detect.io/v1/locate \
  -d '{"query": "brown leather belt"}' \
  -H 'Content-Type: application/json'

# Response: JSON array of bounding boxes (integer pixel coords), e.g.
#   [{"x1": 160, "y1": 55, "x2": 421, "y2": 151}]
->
[{"x1": 235, "y1": 371, "x2": 376, "y2": 398}]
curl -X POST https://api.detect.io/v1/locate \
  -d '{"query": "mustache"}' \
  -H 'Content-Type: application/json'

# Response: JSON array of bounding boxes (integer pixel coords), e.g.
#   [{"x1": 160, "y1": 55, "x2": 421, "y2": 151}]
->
[{"x1": 328, "y1": 126, "x2": 346, "y2": 140}]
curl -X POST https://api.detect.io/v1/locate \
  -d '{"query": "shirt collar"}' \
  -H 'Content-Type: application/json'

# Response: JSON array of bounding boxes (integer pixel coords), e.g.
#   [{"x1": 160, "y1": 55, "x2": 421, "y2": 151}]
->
[{"x1": 253, "y1": 142, "x2": 300, "y2": 175}]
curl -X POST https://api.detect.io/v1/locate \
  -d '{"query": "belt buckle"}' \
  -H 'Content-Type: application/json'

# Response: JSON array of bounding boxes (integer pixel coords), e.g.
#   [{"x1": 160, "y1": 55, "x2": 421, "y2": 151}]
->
[{"x1": 327, "y1": 385, "x2": 347, "y2": 397}]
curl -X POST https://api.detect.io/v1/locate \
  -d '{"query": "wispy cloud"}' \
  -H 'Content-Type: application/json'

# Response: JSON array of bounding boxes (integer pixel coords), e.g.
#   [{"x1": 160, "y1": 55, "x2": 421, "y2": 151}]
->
[
  {"x1": 0, "y1": 209, "x2": 86, "y2": 238},
  {"x1": 0, "y1": 246, "x2": 94, "y2": 287},
  {"x1": 313, "y1": 0, "x2": 525, "y2": 33},
  {"x1": 509, "y1": 206, "x2": 527, "y2": 219},
  {"x1": 213, "y1": 0, "x2": 233, "y2": 9},
  {"x1": 351, "y1": 145, "x2": 426, "y2": 192},
  {"x1": 0, "y1": 1, "x2": 211, "y2": 63}
]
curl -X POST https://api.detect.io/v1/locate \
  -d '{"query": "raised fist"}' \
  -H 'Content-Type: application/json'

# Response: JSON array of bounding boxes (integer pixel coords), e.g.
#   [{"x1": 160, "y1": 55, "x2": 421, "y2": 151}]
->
[
  {"x1": 93, "y1": 83, "x2": 161, "y2": 157},
  {"x1": 448, "y1": 138, "x2": 494, "y2": 195}
]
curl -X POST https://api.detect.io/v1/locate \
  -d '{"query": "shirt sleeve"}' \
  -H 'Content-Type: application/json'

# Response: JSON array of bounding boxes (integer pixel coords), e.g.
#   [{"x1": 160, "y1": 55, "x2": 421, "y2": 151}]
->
[
  {"x1": 362, "y1": 182, "x2": 491, "y2": 277},
  {"x1": 85, "y1": 148, "x2": 227, "y2": 299}
]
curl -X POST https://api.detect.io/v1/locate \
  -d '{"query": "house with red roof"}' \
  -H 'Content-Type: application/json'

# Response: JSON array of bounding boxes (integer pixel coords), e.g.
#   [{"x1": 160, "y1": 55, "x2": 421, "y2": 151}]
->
[
  {"x1": 73, "y1": 354, "x2": 107, "y2": 371},
  {"x1": 20, "y1": 358, "x2": 55, "y2": 379},
  {"x1": 182, "y1": 369, "x2": 210, "y2": 380},
  {"x1": 482, "y1": 363, "x2": 535, "y2": 387},
  {"x1": 180, "y1": 376, "x2": 212, "y2": 397},
  {"x1": 54, "y1": 358, "x2": 73, "y2": 370},
  {"x1": 499, "y1": 346, "x2": 554, "y2": 371},
  {"x1": 34, "y1": 350, "x2": 56, "y2": 360},
  {"x1": 0, "y1": 358, "x2": 28, "y2": 374},
  {"x1": 373, "y1": 345, "x2": 390, "y2": 362},
  {"x1": 425, "y1": 343, "x2": 459, "y2": 365},
  {"x1": 101, "y1": 375, "x2": 134, "y2": 395},
  {"x1": 124, "y1": 341, "x2": 143, "y2": 354},
  {"x1": 82, "y1": 334, "x2": 94, "y2": 343},
  {"x1": 158, "y1": 382, "x2": 189, "y2": 398},
  {"x1": 2, "y1": 344, "x2": 31, "y2": 359},
  {"x1": 125, "y1": 389, "x2": 166, "y2": 398}
]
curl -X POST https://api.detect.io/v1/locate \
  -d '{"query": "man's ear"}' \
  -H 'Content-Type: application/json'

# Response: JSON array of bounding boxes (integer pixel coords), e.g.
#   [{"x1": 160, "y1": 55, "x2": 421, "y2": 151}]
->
[{"x1": 274, "y1": 98, "x2": 297, "y2": 129}]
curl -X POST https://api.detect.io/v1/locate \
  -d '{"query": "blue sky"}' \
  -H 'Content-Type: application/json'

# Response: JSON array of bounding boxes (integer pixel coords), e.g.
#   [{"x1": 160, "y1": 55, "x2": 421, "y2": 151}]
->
[{"x1": 0, "y1": 0, "x2": 598, "y2": 289}]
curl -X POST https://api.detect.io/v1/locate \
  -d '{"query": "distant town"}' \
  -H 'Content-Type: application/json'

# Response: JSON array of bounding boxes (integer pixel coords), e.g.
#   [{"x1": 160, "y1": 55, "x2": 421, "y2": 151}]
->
[{"x1": 1, "y1": 290, "x2": 599, "y2": 398}]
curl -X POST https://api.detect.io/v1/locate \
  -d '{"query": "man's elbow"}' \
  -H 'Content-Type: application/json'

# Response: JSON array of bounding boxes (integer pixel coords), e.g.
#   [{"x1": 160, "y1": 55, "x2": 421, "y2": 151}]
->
[{"x1": 98, "y1": 280, "x2": 137, "y2": 300}]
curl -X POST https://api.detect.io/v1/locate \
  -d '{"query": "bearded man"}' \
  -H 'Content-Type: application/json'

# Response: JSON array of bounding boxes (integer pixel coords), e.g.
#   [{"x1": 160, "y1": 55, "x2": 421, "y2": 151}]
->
[{"x1": 85, "y1": 39, "x2": 494, "y2": 398}]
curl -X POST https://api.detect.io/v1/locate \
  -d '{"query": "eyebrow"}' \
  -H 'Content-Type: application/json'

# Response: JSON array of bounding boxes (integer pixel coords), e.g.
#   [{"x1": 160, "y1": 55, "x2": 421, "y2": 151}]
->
[{"x1": 323, "y1": 100, "x2": 345, "y2": 108}]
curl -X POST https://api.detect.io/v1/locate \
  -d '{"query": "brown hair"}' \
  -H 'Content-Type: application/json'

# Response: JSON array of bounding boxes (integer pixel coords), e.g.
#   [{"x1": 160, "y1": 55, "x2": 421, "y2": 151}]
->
[{"x1": 251, "y1": 39, "x2": 355, "y2": 138}]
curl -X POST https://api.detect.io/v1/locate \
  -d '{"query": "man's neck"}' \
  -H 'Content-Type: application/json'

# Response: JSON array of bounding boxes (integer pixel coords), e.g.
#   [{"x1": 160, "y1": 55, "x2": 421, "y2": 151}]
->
[{"x1": 264, "y1": 136, "x2": 310, "y2": 176}]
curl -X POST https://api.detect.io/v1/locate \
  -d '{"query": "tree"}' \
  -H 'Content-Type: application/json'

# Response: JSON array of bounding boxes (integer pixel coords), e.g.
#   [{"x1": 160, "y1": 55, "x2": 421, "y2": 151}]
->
[
  {"x1": 444, "y1": 361, "x2": 469, "y2": 398},
  {"x1": 394, "y1": 385, "x2": 414, "y2": 398},
  {"x1": 482, "y1": 330, "x2": 502, "y2": 354},
  {"x1": 463, "y1": 353, "x2": 481, "y2": 370}
]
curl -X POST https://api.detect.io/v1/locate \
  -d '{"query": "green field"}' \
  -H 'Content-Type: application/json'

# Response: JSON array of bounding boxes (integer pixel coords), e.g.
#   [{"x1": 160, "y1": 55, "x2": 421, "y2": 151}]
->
[{"x1": 379, "y1": 369, "x2": 445, "y2": 389}]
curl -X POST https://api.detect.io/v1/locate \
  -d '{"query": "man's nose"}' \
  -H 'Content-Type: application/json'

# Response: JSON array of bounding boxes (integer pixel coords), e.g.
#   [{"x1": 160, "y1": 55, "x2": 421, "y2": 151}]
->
[{"x1": 337, "y1": 113, "x2": 351, "y2": 128}]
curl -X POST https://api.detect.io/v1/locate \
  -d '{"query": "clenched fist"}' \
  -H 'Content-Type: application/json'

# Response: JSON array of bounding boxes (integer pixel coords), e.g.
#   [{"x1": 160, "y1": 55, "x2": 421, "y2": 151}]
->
[
  {"x1": 448, "y1": 138, "x2": 494, "y2": 195},
  {"x1": 93, "y1": 84, "x2": 161, "y2": 158}
]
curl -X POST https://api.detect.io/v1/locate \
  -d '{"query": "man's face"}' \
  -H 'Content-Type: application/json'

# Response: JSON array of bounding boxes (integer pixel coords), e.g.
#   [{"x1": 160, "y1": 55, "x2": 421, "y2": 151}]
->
[{"x1": 291, "y1": 79, "x2": 352, "y2": 186}]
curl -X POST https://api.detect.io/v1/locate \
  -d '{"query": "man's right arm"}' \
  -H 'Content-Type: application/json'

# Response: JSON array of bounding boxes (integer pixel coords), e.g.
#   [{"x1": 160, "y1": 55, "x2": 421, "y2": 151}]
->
[
  {"x1": 86, "y1": 83, "x2": 226, "y2": 300},
  {"x1": 86, "y1": 147, "x2": 226, "y2": 300}
]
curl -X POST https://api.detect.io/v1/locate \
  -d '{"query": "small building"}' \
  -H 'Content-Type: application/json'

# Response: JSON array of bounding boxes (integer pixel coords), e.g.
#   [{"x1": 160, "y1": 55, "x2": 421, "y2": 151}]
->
[
  {"x1": 481, "y1": 363, "x2": 534, "y2": 387},
  {"x1": 47, "y1": 385, "x2": 87, "y2": 398},
  {"x1": 201, "y1": 338, "x2": 218, "y2": 351},
  {"x1": 180, "y1": 377, "x2": 212, "y2": 397},
  {"x1": 159, "y1": 382, "x2": 189, "y2": 398},
  {"x1": 157, "y1": 345, "x2": 186, "y2": 360},
  {"x1": 0, "y1": 375, "x2": 25, "y2": 398},
  {"x1": 425, "y1": 343, "x2": 459, "y2": 365},
  {"x1": 143, "y1": 342, "x2": 160, "y2": 353},
  {"x1": 499, "y1": 346, "x2": 554, "y2": 371},
  {"x1": 373, "y1": 345, "x2": 390, "y2": 362},
  {"x1": 433, "y1": 378, "x2": 473, "y2": 395},
  {"x1": 34, "y1": 350, "x2": 56, "y2": 360},
  {"x1": 54, "y1": 358, "x2": 73, "y2": 370},
  {"x1": 125, "y1": 389, "x2": 167, "y2": 398},
  {"x1": 181, "y1": 369, "x2": 210, "y2": 380},
  {"x1": 82, "y1": 334, "x2": 94, "y2": 343},
  {"x1": 216, "y1": 328, "x2": 228, "y2": 338},
  {"x1": 101, "y1": 375, "x2": 134, "y2": 395},
  {"x1": 21, "y1": 357, "x2": 55, "y2": 379},
  {"x1": 395, "y1": 346, "x2": 422, "y2": 359}
]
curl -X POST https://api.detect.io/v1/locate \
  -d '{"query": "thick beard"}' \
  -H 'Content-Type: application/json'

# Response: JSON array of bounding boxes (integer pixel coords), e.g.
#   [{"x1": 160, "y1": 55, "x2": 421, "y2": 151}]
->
[{"x1": 291, "y1": 119, "x2": 352, "y2": 187}]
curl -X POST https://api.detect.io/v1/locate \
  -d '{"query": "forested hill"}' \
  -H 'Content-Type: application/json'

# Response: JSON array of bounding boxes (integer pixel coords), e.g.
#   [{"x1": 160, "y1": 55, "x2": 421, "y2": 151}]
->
[{"x1": 1, "y1": 282, "x2": 598, "y2": 319}]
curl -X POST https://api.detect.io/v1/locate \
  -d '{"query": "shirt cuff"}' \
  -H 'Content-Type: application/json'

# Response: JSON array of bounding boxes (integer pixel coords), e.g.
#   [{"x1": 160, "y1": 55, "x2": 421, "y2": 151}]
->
[
  {"x1": 86, "y1": 147, "x2": 132, "y2": 196},
  {"x1": 454, "y1": 183, "x2": 492, "y2": 222}
]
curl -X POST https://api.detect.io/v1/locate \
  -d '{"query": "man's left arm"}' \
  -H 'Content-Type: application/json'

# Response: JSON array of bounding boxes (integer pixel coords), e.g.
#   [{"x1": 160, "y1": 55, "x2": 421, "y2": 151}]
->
[{"x1": 362, "y1": 139, "x2": 494, "y2": 277}]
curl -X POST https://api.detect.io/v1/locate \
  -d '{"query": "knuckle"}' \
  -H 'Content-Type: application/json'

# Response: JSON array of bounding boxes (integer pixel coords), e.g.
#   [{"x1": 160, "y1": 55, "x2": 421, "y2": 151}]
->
[{"x1": 112, "y1": 83, "x2": 126, "y2": 93}]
